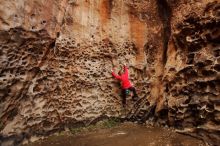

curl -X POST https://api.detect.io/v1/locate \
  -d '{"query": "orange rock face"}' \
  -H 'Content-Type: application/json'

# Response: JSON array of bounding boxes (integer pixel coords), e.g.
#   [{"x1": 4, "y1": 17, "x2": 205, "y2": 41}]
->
[{"x1": 0, "y1": 0, "x2": 219, "y2": 145}]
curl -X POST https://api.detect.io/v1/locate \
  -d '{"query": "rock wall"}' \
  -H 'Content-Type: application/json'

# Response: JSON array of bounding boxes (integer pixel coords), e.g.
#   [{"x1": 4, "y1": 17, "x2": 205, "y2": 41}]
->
[
  {"x1": 0, "y1": 0, "x2": 219, "y2": 145},
  {"x1": 0, "y1": 0, "x2": 159, "y2": 145},
  {"x1": 162, "y1": 1, "x2": 220, "y2": 145}
]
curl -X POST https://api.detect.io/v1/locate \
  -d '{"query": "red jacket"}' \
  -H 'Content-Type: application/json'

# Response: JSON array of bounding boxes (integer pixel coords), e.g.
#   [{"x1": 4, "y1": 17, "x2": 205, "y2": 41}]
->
[{"x1": 112, "y1": 66, "x2": 132, "y2": 89}]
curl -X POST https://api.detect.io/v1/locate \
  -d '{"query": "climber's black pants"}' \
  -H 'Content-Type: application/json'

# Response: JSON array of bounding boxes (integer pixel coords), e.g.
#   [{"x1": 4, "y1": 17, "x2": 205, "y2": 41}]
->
[{"x1": 121, "y1": 87, "x2": 138, "y2": 105}]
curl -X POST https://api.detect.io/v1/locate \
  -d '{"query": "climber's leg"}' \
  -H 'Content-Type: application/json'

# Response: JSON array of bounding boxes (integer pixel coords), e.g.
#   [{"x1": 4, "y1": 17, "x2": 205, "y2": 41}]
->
[
  {"x1": 121, "y1": 89, "x2": 127, "y2": 107},
  {"x1": 129, "y1": 87, "x2": 138, "y2": 101}
]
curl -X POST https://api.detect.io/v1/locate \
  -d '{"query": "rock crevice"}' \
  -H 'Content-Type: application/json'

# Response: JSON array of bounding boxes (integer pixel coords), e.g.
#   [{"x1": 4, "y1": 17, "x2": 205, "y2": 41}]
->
[{"x1": 156, "y1": 0, "x2": 171, "y2": 66}]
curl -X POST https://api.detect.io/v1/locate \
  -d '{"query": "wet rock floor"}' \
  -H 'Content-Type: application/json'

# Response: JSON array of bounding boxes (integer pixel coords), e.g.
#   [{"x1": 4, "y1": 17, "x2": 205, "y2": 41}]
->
[{"x1": 23, "y1": 123, "x2": 205, "y2": 146}]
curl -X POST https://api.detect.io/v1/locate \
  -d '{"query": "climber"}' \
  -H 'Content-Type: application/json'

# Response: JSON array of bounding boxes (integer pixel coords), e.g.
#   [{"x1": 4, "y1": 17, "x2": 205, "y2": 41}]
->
[{"x1": 111, "y1": 64, "x2": 139, "y2": 107}]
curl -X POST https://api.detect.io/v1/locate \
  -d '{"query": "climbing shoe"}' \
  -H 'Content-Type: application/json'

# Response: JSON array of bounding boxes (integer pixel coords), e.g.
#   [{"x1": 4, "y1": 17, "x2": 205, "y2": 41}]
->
[{"x1": 132, "y1": 96, "x2": 138, "y2": 101}]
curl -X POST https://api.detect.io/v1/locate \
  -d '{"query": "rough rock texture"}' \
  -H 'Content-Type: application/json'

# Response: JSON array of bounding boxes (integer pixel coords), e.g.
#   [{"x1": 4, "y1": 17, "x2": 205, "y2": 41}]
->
[
  {"x1": 161, "y1": 1, "x2": 220, "y2": 145},
  {"x1": 0, "y1": 0, "x2": 219, "y2": 145},
  {"x1": 0, "y1": 0, "x2": 157, "y2": 145}
]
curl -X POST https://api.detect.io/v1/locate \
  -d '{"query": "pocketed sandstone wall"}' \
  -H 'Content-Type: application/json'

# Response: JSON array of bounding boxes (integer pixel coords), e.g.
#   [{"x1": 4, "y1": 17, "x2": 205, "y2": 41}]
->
[
  {"x1": 0, "y1": 0, "x2": 219, "y2": 145},
  {"x1": 161, "y1": 1, "x2": 220, "y2": 145},
  {"x1": 0, "y1": 0, "x2": 161, "y2": 144}
]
